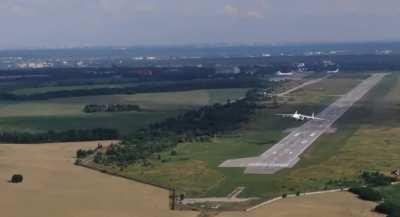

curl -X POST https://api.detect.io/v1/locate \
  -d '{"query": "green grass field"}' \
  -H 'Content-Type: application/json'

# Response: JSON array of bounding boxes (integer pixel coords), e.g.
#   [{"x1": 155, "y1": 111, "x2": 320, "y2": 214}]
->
[
  {"x1": 106, "y1": 73, "x2": 399, "y2": 198},
  {"x1": 0, "y1": 88, "x2": 248, "y2": 135}
]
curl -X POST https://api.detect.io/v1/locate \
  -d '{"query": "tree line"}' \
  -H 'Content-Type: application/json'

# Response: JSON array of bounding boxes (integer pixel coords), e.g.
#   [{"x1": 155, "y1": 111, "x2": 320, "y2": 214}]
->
[
  {"x1": 78, "y1": 95, "x2": 260, "y2": 167},
  {"x1": 375, "y1": 201, "x2": 400, "y2": 217},
  {"x1": 0, "y1": 128, "x2": 119, "y2": 144},
  {"x1": 83, "y1": 104, "x2": 141, "y2": 113},
  {"x1": 347, "y1": 171, "x2": 399, "y2": 217},
  {"x1": 0, "y1": 78, "x2": 257, "y2": 101}
]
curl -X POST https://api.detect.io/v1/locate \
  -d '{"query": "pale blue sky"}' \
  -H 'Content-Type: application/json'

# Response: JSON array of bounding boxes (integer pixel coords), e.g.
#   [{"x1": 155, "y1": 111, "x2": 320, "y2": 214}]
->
[{"x1": 1, "y1": 0, "x2": 399, "y2": 48}]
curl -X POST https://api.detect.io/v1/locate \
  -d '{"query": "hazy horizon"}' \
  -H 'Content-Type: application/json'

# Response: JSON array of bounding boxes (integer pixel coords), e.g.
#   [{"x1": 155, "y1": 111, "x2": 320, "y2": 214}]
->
[{"x1": 1, "y1": 0, "x2": 400, "y2": 49}]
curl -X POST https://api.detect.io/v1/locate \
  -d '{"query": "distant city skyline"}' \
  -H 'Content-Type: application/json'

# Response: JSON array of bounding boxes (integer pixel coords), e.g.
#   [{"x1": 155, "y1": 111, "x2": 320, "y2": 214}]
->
[{"x1": 1, "y1": 0, "x2": 400, "y2": 49}]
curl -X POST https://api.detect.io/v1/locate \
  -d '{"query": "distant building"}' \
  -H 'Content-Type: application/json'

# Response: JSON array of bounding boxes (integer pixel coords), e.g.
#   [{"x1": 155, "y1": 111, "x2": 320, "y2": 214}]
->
[
  {"x1": 133, "y1": 57, "x2": 144, "y2": 60},
  {"x1": 376, "y1": 50, "x2": 393, "y2": 55},
  {"x1": 296, "y1": 63, "x2": 305, "y2": 68},
  {"x1": 327, "y1": 68, "x2": 340, "y2": 74},
  {"x1": 276, "y1": 71, "x2": 294, "y2": 76},
  {"x1": 294, "y1": 63, "x2": 306, "y2": 72},
  {"x1": 17, "y1": 61, "x2": 50, "y2": 69},
  {"x1": 146, "y1": 56, "x2": 157, "y2": 60}
]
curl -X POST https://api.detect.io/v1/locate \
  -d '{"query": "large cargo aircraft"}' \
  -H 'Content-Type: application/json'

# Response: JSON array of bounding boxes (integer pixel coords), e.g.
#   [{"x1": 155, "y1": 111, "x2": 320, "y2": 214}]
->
[{"x1": 275, "y1": 111, "x2": 325, "y2": 121}]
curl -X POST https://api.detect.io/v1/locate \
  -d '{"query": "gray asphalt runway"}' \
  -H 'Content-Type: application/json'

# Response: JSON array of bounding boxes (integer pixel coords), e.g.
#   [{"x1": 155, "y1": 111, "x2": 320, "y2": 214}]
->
[{"x1": 219, "y1": 73, "x2": 387, "y2": 174}]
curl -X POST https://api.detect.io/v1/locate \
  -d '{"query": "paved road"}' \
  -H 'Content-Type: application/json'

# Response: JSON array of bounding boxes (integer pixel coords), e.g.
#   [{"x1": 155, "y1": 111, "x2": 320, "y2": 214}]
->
[{"x1": 220, "y1": 73, "x2": 387, "y2": 174}]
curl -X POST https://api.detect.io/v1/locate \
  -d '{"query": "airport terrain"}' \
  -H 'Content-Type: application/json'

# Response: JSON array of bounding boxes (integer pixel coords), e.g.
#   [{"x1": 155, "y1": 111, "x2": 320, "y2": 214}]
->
[
  {"x1": 82, "y1": 72, "x2": 400, "y2": 202},
  {"x1": 2, "y1": 68, "x2": 400, "y2": 216},
  {"x1": 220, "y1": 73, "x2": 387, "y2": 174},
  {"x1": 0, "y1": 141, "x2": 383, "y2": 217}
]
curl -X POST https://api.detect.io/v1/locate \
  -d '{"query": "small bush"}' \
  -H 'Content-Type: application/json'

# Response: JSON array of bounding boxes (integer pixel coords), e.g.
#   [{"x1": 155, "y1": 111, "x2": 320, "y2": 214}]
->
[
  {"x1": 282, "y1": 193, "x2": 287, "y2": 198},
  {"x1": 76, "y1": 149, "x2": 95, "y2": 159},
  {"x1": 76, "y1": 149, "x2": 87, "y2": 158},
  {"x1": 11, "y1": 174, "x2": 23, "y2": 183}
]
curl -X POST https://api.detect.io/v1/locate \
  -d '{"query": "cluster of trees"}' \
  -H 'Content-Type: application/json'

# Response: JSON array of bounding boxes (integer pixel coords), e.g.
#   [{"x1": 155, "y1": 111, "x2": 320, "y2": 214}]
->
[
  {"x1": 347, "y1": 171, "x2": 396, "y2": 202},
  {"x1": 361, "y1": 171, "x2": 396, "y2": 186},
  {"x1": 76, "y1": 149, "x2": 95, "y2": 158},
  {"x1": 83, "y1": 104, "x2": 141, "y2": 113},
  {"x1": 1, "y1": 78, "x2": 257, "y2": 101},
  {"x1": 0, "y1": 128, "x2": 118, "y2": 143},
  {"x1": 349, "y1": 187, "x2": 382, "y2": 201},
  {"x1": 0, "y1": 66, "x2": 218, "y2": 83},
  {"x1": 360, "y1": 171, "x2": 400, "y2": 217},
  {"x1": 375, "y1": 201, "x2": 400, "y2": 217},
  {"x1": 346, "y1": 171, "x2": 400, "y2": 217},
  {"x1": 90, "y1": 96, "x2": 258, "y2": 166}
]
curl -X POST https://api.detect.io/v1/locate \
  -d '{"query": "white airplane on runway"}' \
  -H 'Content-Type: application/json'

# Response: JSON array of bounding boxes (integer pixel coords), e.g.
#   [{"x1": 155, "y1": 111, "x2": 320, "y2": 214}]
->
[{"x1": 275, "y1": 111, "x2": 325, "y2": 121}]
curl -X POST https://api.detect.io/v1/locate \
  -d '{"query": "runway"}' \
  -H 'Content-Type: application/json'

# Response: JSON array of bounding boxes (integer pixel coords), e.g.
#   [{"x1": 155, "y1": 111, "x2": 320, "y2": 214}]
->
[{"x1": 219, "y1": 73, "x2": 387, "y2": 174}]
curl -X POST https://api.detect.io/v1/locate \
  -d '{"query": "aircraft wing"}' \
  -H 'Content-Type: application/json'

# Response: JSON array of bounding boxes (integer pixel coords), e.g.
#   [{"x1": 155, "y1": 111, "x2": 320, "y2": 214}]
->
[
  {"x1": 301, "y1": 115, "x2": 325, "y2": 120},
  {"x1": 275, "y1": 113, "x2": 292, "y2": 117}
]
